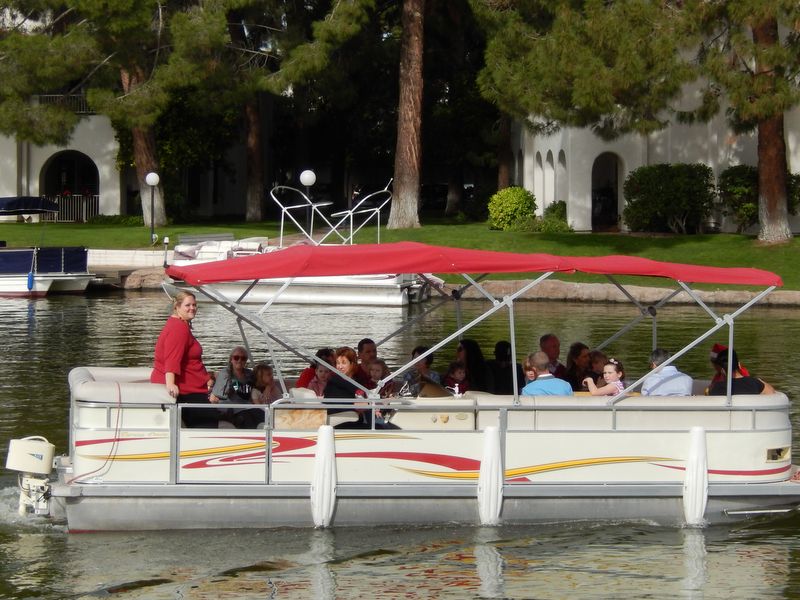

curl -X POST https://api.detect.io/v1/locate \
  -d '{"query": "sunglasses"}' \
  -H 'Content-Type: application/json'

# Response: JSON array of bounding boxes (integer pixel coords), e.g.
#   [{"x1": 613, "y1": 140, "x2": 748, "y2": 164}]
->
[{"x1": 231, "y1": 356, "x2": 247, "y2": 361}]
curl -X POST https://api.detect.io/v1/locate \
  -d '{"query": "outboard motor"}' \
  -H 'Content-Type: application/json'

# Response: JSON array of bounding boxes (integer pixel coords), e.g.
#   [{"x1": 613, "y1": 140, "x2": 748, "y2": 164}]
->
[{"x1": 5, "y1": 436, "x2": 55, "y2": 516}]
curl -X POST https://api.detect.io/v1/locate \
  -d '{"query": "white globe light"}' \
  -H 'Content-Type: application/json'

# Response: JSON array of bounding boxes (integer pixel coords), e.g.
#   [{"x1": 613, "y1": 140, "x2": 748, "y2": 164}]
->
[
  {"x1": 299, "y1": 169, "x2": 316, "y2": 187},
  {"x1": 145, "y1": 172, "x2": 160, "y2": 186}
]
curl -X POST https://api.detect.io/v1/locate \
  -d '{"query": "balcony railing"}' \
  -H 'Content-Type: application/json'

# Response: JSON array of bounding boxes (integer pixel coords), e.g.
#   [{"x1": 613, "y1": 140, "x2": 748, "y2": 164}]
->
[
  {"x1": 35, "y1": 94, "x2": 94, "y2": 114},
  {"x1": 41, "y1": 195, "x2": 100, "y2": 223}
]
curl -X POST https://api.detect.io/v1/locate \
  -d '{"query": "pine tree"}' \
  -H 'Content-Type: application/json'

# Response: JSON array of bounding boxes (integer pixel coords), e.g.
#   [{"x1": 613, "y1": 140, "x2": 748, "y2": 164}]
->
[
  {"x1": 388, "y1": 0, "x2": 425, "y2": 229},
  {"x1": 472, "y1": 0, "x2": 800, "y2": 243},
  {"x1": 682, "y1": 0, "x2": 800, "y2": 243}
]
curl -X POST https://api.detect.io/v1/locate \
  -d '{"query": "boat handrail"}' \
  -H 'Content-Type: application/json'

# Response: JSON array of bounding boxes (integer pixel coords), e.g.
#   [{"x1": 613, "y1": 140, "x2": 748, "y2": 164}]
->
[{"x1": 75, "y1": 393, "x2": 789, "y2": 413}]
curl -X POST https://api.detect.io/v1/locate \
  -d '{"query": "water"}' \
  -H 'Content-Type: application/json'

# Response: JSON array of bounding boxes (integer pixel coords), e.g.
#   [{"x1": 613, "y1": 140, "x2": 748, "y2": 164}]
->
[{"x1": 1, "y1": 293, "x2": 800, "y2": 599}]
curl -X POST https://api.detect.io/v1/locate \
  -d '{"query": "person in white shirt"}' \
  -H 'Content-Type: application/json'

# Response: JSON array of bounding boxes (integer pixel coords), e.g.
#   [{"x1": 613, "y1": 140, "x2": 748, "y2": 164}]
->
[{"x1": 641, "y1": 348, "x2": 693, "y2": 396}]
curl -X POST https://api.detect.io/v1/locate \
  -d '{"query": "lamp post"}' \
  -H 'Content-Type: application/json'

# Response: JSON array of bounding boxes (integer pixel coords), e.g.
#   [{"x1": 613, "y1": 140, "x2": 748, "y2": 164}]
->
[
  {"x1": 145, "y1": 172, "x2": 160, "y2": 245},
  {"x1": 162, "y1": 236, "x2": 170, "y2": 268},
  {"x1": 299, "y1": 169, "x2": 316, "y2": 233}
]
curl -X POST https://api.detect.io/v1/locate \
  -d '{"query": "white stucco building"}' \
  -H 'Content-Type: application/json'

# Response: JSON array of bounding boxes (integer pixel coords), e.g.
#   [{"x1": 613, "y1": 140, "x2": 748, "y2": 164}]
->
[
  {"x1": 0, "y1": 95, "x2": 250, "y2": 221},
  {"x1": 512, "y1": 105, "x2": 800, "y2": 233},
  {"x1": 0, "y1": 98, "x2": 121, "y2": 220}
]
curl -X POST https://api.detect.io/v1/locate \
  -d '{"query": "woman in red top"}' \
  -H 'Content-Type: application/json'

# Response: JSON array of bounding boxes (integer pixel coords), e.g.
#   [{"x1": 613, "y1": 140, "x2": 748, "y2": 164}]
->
[{"x1": 151, "y1": 291, "x2": 215, "y2": 427}]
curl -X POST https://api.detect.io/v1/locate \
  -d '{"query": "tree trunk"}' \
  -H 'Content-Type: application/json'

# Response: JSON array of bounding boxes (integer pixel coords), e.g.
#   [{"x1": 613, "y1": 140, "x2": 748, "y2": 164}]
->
[
  {"x1": 131, "y1": 126, "x2": 166, "y2": 228},
  {"x1": 445, "y1": 170, "x2": 463, "y2": 216},
  {"x1": 121, "y1": 66, "x2": 166, "y2": 228},
  {"x1": 388, "y1": 0, "x2": 425, "y2": 230},
  {"x1": 752, "y1": 18, "x2": 792, "y2": 243},
  {"x1": 497, "y1": 112, "x2": 512, "y2": 190},
  {"x1": 244, "y1": 97, "x2": 264, "y2": 222}
]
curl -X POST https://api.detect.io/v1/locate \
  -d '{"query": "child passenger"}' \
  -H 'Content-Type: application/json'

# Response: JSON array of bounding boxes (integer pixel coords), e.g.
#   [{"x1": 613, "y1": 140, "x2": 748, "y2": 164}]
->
[
  {"x1": 367, "y1": 358, "x2": 395, "y2": 398},
  {"x1": 306, "y1": 362, "x2": 332, "y2": 397},
  {"x1": 583, "y1": 359, "x2": 625, "y2": 396},
  {"x1": 443, "y1": 360, "x2": 469, "y2": 394},
  {"x1": 251, "y1": 363, "x2": 282, "y2": 405}
]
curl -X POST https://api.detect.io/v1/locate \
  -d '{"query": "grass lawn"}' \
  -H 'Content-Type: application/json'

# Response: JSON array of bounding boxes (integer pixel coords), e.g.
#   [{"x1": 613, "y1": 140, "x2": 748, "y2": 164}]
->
[{"x1": 1, "y1": 219, "x2": 797, "y2": 289}]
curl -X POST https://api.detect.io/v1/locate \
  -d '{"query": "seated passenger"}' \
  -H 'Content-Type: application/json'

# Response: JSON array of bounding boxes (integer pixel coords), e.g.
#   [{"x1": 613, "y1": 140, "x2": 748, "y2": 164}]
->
[
  {"x1": 356, "y1": 337, "x2": 379, "y2": 385},
  {"x1": 641, "y1": 348, "x2": 693, "y2": 396},
  {"x1": 210, "y1": 346, "x2": 257, "y2": 428},
  {"x1": 443, "y1": 360, "x2": 469, "y2": 394},
  {"x1": 588, "y1": 349, "x2": 608, "y2": 386},
  {"x1": 456, "y1": 339, "x2": 493, "y2": 392},
  {"x1": 709, "y1": 343, "x2": 749, "y2": 384},
  {"x1": 252, "y1": 363, "x2": 283, "y2": 404},
  {"x1": 539, "y1": 333, "x2": 566, "y2": 379},
  {"x1": 584, "y1": 359, "x2": 626, "y2": 396},
  {"x1": 707, "y1": 348, "x2": 774, "y2": 396},
  {"x1": 486, "y1": 340, "x2": 525, "y2": 394},
  {"x1": 564, "y1": 342, "x2": 591, "y2": 391},
  {"x1": 367, "y1": 358, "x2": 396, "y2": 398},
  {"x1": 296, "y1": 347, "x2": 335, "y2": 389},
  {"x1": 325, "y1": 347, "x2": 397, "y2": 429},
  {"x1": 521, "y1": 351, "x2": 573, "y2": 396},
  {"x1": 401, "y1": 345, "x2": 441, "y2": 393},
  {"x1": 305, "y1": 362, "x2": 333, "y2": 397},
  {"x1": 210, "y1": 346, "x2": 253, "y2": 404}
]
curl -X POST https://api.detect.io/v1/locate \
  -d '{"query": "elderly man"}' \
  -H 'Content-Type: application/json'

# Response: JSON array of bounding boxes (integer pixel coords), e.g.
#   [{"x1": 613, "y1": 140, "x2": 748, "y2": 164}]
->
[
  {"x1": 521, "y1": 351, "x2": 573, "y2": 396},
  {"x1": 641, "y1": 348, "x2": 693, "y2": 396},
  {"x1": 539, "y1": 333, "x2": 566, "y2": 379}
]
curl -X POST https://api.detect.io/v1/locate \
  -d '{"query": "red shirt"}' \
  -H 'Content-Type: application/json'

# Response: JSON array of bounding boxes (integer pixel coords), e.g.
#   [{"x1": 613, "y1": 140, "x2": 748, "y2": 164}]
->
[{"x1": 150, "y1": 317, "x2": 210, "y2": 394}]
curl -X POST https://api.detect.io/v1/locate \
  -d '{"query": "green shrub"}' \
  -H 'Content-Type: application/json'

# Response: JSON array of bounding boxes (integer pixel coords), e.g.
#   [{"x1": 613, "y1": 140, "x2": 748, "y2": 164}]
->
[
  {"x1": 538, "y1": 215, "x2": 573, "y2": 234},
  {"x1": 543, "y1": 200, "x2": 567, "y2": 221},
  {"x1": 622, "y1": 163, "x2": 714, "y2": 234},
  {"x1": 718, "y1": 166, "x2": 800, "y2": 233},
  {"x1": 514, "y1": 213, "x2": 574, "y2": 234},
  {"x1": 487, "y1": 186, "x2": 537, "y2": 231},
  {"x1": 717, "y1": 165, "x2": 758, "y2": 233},
  {"x1": 88, "y1": 214, "x2": 145, "y2": 226},
  {"x1": 789, "y1": 173, "x2": 800, "y2": 215}
]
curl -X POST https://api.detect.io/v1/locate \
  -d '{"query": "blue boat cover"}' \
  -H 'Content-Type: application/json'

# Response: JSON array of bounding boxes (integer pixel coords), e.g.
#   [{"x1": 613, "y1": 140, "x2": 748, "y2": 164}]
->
[{"x1": 0, "y1": 197, "x2": 59, "y2": 215}]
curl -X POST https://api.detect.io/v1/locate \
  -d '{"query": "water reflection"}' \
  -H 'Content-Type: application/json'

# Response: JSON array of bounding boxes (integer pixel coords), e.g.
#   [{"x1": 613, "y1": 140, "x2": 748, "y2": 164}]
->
[{"x1": 681, "y1": 528, "x2": 707, "y2": 596}]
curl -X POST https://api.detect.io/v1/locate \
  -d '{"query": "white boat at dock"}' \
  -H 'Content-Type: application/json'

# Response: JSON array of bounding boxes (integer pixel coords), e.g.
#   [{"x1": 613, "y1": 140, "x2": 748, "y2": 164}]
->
[
  {"x1": 170, "y1": 237, "x2": 429, "y2": 306},
  {"x1": 0, "y1": 246, "x2": 94, "y2": 297},
  {"x1": 167, "y1": 181, "x2": 430, "y2": 306},
  {"x1": 6, "y1": 242, "x2": 800, "y2": 531}
]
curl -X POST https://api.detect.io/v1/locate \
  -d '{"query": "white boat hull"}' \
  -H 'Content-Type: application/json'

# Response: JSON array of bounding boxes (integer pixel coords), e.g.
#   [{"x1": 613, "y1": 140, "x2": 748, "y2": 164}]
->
[
  {"x1": 0, "y1": 274, "x2": 52, "y2": 297},
  {"x1": 53, "y1": 480, "x2": 800, "y2": 531}
]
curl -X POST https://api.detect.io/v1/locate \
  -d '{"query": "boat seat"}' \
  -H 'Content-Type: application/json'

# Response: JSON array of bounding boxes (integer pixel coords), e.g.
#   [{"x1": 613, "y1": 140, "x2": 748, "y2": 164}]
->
[
  {"x1": 273, "y1": 408, "x2": 327, "y2": 430},
  {"x1": 289, "y1": 387, "x2": 318, "y2": 399},
  {"x1": 389, "y1": 396, "x2": 475, "y2": 430}
]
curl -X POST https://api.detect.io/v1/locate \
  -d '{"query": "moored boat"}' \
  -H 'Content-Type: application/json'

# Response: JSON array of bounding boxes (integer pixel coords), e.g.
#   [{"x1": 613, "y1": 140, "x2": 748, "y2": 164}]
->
[
  {"x1": 0, "y1": 197, "x2": 94, "y2": 297},
  {"x1": 6, "y1": 242, "x2": 799, "y2": 530}
]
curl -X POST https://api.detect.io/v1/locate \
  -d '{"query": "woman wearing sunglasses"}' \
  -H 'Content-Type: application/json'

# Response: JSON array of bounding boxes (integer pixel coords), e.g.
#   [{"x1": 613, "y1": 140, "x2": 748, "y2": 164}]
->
[{"x1": 210, "y1": 346, "x2": 254, "y2": 404}]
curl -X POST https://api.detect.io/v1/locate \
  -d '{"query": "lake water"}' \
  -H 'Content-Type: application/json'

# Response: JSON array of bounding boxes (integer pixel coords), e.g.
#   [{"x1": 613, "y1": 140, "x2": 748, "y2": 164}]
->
[{"x1": 1, "y1": 292, "x2": 799, "y2": 599}]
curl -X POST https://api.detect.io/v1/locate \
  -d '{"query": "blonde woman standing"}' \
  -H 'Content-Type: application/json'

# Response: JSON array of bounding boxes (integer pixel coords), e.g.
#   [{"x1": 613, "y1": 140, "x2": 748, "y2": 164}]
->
[{"x1": 151, "y1": 291, "x2": 215, "y2": 427}]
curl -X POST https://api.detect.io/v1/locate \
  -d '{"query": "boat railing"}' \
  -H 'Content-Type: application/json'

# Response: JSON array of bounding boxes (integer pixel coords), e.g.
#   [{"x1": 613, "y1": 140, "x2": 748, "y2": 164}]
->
[
  {"x1": 270, "y1": 186, "x2": 343, "y2": 247},
  {"x1": 73, "y1": 392, "x2": 791, "y2": 436},
  {"x1": 321, "y1": 185, "x2": 392, "y2": 245},
  {"x1": 67, "y1": 391, "x2": 791, "y2": 487}
]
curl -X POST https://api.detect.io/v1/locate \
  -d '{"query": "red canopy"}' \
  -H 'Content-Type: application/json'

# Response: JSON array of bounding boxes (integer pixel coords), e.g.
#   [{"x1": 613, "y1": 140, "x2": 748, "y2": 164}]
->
[{"x1": 166, "y1": 241, "x2": 782, "y2": 287}]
